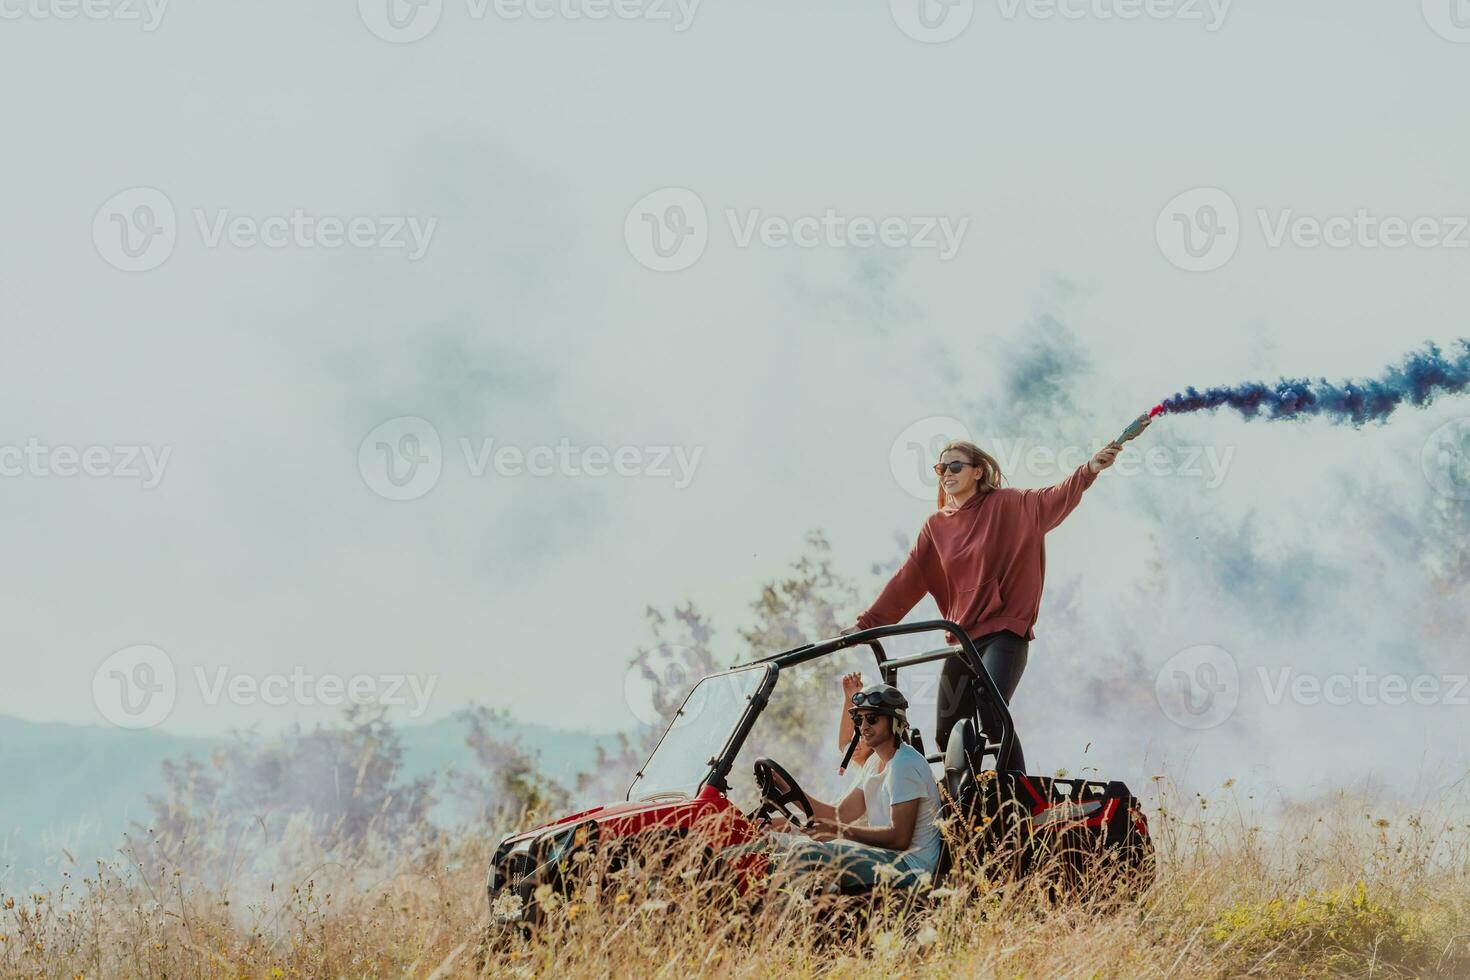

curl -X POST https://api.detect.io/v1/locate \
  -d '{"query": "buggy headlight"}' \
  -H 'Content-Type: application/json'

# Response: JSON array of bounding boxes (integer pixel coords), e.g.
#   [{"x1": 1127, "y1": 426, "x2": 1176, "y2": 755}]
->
[
  {"x1": 489, "y1": 835, "x2": 535, "y2": 895},
  {"x1": 488, "y1": 833, "x2": 514, "y2": 890},
  {"x1": 539, "y1": 822, "x2": 598, "y2": 875}
]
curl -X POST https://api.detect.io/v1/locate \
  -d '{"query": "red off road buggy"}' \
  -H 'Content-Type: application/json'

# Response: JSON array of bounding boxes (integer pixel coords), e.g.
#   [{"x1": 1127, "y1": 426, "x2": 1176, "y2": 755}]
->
[{"x1": 487, "y1": 620, "x2": 1153, "y2": 925}]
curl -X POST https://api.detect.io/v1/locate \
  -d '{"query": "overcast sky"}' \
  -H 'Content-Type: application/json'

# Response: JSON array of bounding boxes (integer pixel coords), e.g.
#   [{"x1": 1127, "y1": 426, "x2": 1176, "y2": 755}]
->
[{"x1": 2, "y1": 0, "x2": 1468, "y2": 801}]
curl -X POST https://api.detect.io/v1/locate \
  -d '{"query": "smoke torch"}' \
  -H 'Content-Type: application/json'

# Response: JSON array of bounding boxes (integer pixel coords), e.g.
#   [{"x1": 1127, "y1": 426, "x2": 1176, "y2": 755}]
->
[{"x1": 1113, "y1": 403, "x2": 1166, "y2": 446}]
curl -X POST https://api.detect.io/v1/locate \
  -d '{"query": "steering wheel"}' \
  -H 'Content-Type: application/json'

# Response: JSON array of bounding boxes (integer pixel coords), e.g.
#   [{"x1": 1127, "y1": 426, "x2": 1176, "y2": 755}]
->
[{"x1": 752, "y1": 758, "x2": 815, "y2": 829}]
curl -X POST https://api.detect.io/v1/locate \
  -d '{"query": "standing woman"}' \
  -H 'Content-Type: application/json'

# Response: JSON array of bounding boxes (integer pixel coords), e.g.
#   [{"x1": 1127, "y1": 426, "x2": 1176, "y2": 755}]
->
[{"x1": 848, "y1": 438, "x2": 1124, "y2": 772}]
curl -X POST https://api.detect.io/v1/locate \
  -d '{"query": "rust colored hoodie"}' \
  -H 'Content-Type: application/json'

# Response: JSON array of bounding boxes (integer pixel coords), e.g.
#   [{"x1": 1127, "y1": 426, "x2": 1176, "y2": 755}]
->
[{"x1": 855, "y1": 463, "x2": 1099, "y2": 642}]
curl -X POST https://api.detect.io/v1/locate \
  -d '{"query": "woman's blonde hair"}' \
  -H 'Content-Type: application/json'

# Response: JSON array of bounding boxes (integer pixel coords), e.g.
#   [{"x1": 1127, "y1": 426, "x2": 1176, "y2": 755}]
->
[{"x1": 936, "y1": 439, "x2": 1004, "y2": 510}]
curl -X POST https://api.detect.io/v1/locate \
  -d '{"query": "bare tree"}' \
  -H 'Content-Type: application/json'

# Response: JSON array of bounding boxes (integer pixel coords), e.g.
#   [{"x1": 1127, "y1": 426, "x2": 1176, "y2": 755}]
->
[
  {"x1": 142, "y1": 704, "x2": 433, "y2": 882},
  {"x1": 446, "y1": 705, "x2": 569, "y2": 826}
]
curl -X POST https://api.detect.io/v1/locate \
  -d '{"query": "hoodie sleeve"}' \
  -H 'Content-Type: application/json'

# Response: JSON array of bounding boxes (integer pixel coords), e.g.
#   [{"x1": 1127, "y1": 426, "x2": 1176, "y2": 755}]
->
[
  {"x1": 855, "y1": 524, "x2": 933, "y2": 630},
  {"x1": 1022, "y1": 462, "x2": 1099, "y2": 532}
]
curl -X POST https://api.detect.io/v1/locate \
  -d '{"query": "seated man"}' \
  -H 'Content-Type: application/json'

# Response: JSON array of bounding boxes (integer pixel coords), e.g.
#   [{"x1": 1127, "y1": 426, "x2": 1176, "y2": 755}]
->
[{"x1": 759, "y1": 683, "x2": 942, "y2": 892}]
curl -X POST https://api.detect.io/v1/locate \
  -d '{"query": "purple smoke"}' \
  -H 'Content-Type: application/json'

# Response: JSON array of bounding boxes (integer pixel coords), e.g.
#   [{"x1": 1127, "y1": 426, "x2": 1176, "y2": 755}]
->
[{"x1": 1158, "y1": 339, "x2": 1470, "y2": 426}]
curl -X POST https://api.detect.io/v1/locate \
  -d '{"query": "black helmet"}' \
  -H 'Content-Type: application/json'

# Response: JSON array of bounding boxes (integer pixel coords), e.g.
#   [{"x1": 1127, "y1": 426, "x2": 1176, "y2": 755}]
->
[{"x1": 850, "y1": 683, "x2": 909, "y2": 728}]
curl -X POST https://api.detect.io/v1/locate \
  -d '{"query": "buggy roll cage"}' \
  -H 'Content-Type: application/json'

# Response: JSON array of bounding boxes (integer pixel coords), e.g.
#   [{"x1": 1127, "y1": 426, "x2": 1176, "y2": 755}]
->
[{"x1": 690, "y1": 619, "x2": 1017, "y2": 797}]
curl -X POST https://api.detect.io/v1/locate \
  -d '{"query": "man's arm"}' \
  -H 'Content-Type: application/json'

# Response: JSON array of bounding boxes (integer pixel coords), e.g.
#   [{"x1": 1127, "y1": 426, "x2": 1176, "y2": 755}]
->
[
  {"x1": 807, "y1": 752, "x2": 933, "y2": 849},
  {"x1": 806, "y1": 784, "x2": 864, "y2": 823},
  {"x1": 837, "y1": 672, "x2": 859, "y2": 752},
  {"x1": 837, "y1": 704, "x2": 854, "y2": 753},
  {"x1": 837, "y1": 672, "x2": 874, "y2": 768},
  {"x1": 835, "y1": 785, "x2": 867, "y2": 825},
  {"x1": 824, "y1": 799, "x2": 920, "y2": 851}
]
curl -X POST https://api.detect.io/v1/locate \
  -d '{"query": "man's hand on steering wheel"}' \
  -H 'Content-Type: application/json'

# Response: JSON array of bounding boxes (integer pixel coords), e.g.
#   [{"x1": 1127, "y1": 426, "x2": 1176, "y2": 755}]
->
[{"x1": 752, "y1": 758, "x2": 815, "y2": 829}]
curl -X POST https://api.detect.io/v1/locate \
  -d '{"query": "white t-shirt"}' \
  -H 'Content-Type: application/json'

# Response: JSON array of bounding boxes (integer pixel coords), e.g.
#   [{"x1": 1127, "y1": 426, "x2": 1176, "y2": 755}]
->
[
  {"x1": 856, "y1": 743, "x2": 943, "y2": 871},
  {"x1": 841, "y1": 757, "x2": 870, "y2": 825}
]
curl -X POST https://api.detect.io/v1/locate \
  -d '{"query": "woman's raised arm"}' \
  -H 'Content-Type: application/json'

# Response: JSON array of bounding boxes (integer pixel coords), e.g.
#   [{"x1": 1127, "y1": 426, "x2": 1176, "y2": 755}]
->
[
  {"x1": 853, "y1": 527, "x2": 932, "y2": 631},
  {"x1": 1024, "y1": 443, "x2": 1122, "y2": 531}
]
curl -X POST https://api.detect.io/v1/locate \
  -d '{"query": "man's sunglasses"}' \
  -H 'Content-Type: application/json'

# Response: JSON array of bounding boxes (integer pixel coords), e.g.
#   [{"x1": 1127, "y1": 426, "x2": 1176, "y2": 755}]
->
[
  {"x1": 851, "y1": 711, "x2": 885, "y2": 729},
  {"x1": 933, "y1": 460, "x2": 972, "y2": 476},
  {"x1": 851, "y1": 690, "x2": 905, "y2": 708}
]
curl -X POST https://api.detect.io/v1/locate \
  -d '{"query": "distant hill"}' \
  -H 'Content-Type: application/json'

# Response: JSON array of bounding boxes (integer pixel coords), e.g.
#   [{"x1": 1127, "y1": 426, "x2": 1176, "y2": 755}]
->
[
  {"x1": 394, "y1": 713, "x2": 618, "y2": 789},
  {"x1": 0, "y1": 714, "x2": 619, "y2": 889}
]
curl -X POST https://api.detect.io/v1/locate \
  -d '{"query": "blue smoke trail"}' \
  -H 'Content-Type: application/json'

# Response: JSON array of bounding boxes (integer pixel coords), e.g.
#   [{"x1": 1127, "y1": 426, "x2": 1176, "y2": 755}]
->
[{"x1": 1159, "y1": 339, "x2": 1470, "y2": 426}]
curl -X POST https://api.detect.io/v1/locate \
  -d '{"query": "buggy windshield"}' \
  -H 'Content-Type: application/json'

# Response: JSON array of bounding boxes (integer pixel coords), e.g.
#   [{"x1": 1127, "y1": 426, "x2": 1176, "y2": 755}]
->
[{"x1": 628, "y1": 665, "x2": 769, "y2": 801}]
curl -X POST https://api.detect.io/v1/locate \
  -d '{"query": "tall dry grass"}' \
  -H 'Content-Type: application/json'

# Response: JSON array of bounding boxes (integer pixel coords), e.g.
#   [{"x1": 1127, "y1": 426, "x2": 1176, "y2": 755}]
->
[{"x1": 4, "y1": 779, "x2": 1470, "y2": 979}]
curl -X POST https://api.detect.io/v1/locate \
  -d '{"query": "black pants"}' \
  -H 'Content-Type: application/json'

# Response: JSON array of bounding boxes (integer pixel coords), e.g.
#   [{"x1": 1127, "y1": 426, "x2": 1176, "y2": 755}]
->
[{"x1": 937, "y1": 629, "x2": 1029, "y2": 773}]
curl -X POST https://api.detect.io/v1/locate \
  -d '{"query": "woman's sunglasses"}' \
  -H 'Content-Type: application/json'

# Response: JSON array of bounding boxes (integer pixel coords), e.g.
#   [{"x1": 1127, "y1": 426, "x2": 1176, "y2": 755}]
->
[{"x1": 933, "y1": 460, "x2": 972, "y2": 476}]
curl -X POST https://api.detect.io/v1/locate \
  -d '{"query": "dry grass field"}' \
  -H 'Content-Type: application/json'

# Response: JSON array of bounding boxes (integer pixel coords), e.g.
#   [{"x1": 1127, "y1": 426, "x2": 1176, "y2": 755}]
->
[{"x1": 4, "y1": 779, "x2": 1470, "y2": 979}]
